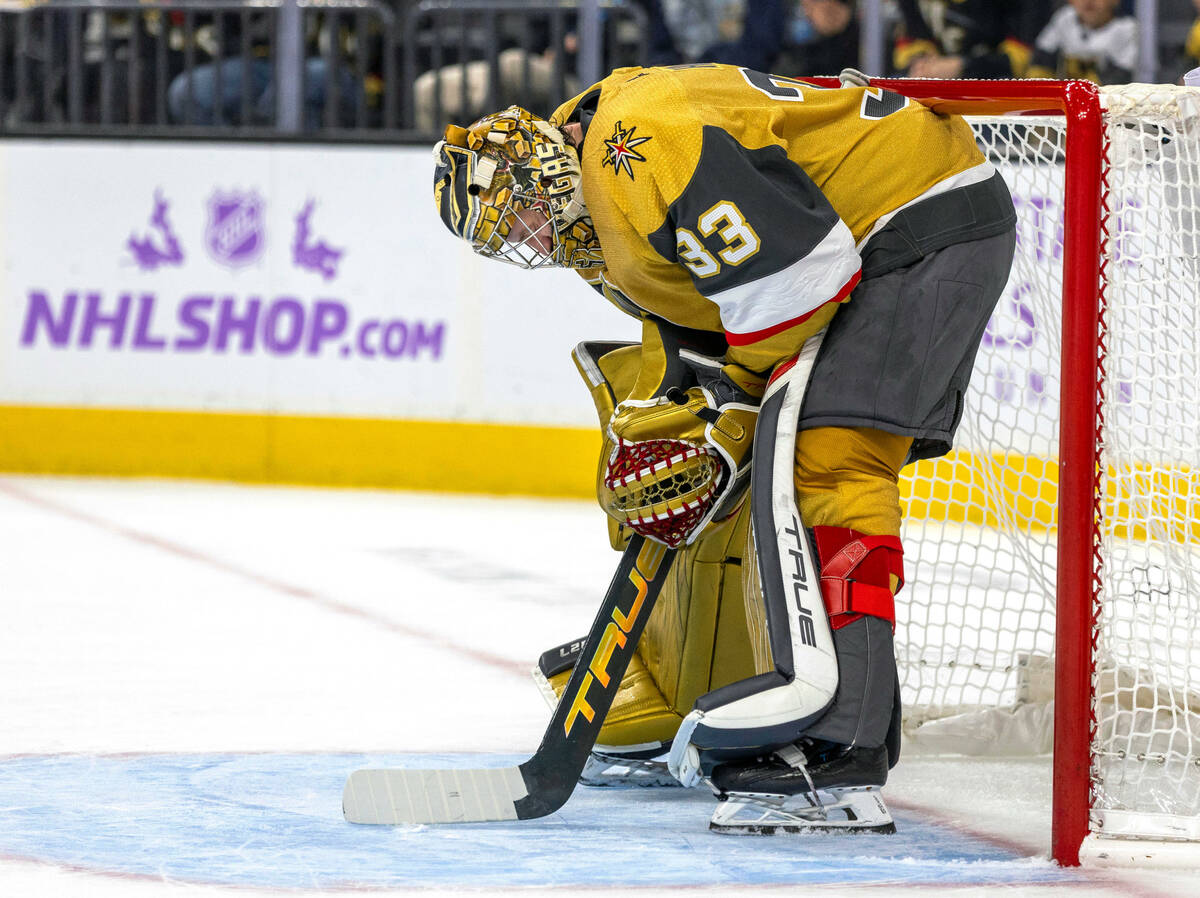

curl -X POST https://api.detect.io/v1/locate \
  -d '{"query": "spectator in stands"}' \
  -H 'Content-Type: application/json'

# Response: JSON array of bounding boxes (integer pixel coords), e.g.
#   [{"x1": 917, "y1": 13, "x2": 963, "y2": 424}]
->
[
  {"x1": 78, "y1": 9, "x2": 179, "y2": 125},
  {"x1": 4, "y1": 7, "x2": 210, "y2": 127},
  {"x1": 1026, "y1": 0, "x2": 1138, "y2": 84},
  {"x1": 167, "y1": 12, "x2": 358, "y2": 129},
  {"x1": 412, "y1": 18, "x2": 580, "y2": 135},
  {"x1": 413, "y1": 0, "x2": 784, "y2": 135},
  {"x1": 644, "y1": 0, "x2": 786, "y2": 72},
  {"x1": 1, "y1": 8, "x2": 70, "y2": 125},
  {"x1": 773, "y1": 0, "x2": 859, "y2": 78},
  {"x1": 891, "y1": 0, "x2": 1052, "y2": 79},
  {"x1": 1149, "y1": 0, "x2": 1200, "y2": 84}
]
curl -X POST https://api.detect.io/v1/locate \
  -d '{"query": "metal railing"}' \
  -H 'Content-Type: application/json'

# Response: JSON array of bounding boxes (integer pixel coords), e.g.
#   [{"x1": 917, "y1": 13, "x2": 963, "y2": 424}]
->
[
  {"x1": 0, "y1": 0, "x2": 1195, "y2": 139},
  {"x1": 0, "y1": 0, "x2": 399, "y2": 135},
  {"x1": 0, "y1": 0, "x2": 647, "y2": 139}
]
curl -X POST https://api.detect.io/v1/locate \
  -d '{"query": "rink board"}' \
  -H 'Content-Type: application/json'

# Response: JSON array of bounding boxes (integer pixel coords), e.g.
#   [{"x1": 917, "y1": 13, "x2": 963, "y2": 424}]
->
[
  {"x1": 0, "y1": 752, "x2": 1079, "y2": 890},
  {"x1": 0, "y1": 139, "x2": 1071, "y2": 500},
  {"x1": 0, "y1": 139, "x2": 634, "y2": 495},
  {"x1": 0, "y1": 404, "x2": 601, "y2": 497}
]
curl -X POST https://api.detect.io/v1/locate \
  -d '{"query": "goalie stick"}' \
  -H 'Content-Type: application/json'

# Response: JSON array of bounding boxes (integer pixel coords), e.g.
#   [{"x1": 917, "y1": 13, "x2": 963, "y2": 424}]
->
[{"x1": 343, "y1": 534, "x2": 676, "y2": 824}]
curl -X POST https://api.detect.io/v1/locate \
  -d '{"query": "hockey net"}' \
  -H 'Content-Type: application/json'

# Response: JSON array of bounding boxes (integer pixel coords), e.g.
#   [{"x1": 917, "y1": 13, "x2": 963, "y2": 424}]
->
[{"x1": 877, "y1": 81, "x2": 1200, "y2": 864}]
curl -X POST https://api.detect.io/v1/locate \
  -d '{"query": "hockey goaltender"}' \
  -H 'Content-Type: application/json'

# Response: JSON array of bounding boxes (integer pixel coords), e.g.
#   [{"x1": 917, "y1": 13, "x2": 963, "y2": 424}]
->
[{"x1": 427, "y1": 64, "x2": 1017, "y2": 834}]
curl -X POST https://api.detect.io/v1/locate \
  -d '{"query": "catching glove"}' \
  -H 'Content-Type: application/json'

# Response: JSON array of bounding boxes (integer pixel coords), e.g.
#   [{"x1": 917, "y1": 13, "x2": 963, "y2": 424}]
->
[{"x1": 600, "y1": 319, "x2": 765, "y2": 547}]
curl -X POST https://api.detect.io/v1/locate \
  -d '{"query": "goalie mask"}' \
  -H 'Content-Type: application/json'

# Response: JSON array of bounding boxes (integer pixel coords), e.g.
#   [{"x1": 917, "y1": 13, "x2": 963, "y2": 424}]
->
[{"x1": 432, "y1": 106, "x2": 604, "y2": 270}]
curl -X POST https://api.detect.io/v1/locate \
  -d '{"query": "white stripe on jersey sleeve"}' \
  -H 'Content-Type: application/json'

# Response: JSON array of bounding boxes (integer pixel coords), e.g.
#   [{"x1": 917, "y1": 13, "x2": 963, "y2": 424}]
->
[{"x1": 710, "y1": 218, "x2": 861, "y2": 341}]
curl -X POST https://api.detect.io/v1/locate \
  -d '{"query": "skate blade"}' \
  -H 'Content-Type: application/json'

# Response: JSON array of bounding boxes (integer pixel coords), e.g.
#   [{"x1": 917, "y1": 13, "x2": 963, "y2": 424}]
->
[
  {"x1": 710, "y1": 819, "x2": 897, "y2": 835},
  {"x1": 709, "y1": 786, "x2": 895, "y2": 836}
]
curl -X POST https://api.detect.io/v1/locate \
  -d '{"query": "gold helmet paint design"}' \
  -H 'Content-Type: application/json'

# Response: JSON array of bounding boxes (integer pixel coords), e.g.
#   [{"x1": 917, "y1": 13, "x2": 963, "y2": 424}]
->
[{"x1": 433, "y1": 106, "x2": 604, "y2": 270}]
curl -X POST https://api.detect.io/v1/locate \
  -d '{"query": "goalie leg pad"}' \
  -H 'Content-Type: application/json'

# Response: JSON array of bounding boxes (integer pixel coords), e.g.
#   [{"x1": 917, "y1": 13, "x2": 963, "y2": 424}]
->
[
  {"x1": 800, "y1": 526, "x2": 903, "y2": 750},
  {"x1": 533, "y1": 504, "x2": 760, "y2": 756},
  {"x1": 668, "y1": 343, "x2": 841, "y2": 787},
  {"x1": 800, "y1": 617, "x2": 897, "y2": 749},
  {"x1": 786, "y1": 427, "x2": 910, "y2": 758},
  {"x1": 538, "y1": 646, "x2": 684, "y2": 749}
]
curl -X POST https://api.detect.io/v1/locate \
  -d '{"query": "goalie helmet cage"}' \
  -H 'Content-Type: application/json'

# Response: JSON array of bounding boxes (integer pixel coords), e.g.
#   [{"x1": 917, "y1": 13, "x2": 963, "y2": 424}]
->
[{"x1": 804, "y1": 77, "x2": 1200, "y2": 867}]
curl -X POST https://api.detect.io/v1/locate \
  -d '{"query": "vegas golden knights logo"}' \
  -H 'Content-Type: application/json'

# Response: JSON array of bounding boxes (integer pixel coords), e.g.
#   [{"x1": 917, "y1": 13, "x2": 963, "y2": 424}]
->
[
  {"x1": 562, "y1": 539, "x2": 668, "y2": 735},
  {"x1": 602, "y1": 121, "x2": 651, "y2": 180}
]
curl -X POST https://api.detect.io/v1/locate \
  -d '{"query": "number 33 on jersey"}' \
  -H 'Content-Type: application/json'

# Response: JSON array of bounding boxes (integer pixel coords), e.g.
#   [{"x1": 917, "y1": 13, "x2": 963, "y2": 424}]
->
[{"x1": 551, "y1": 65, "x2": 992, "y2": 372}]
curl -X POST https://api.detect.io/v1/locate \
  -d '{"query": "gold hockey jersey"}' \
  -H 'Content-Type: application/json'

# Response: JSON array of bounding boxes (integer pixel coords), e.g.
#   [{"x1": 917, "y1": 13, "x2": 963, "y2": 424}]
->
[{"x1": 551, "y1": 65, "x2": 1000, "y2": 372}]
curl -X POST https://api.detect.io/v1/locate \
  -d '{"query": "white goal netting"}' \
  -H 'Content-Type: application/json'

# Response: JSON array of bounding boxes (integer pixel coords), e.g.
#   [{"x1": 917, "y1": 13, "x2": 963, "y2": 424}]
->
[{"x1": 895, "y1": 84, "x2": 1200, "y2": 840}]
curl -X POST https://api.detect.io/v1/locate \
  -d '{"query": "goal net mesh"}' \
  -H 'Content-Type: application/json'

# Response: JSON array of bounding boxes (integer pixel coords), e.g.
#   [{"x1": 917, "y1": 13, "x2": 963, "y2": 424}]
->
[{"x1": 896, "y1": 84, "x2": 1200, "y2": 835}]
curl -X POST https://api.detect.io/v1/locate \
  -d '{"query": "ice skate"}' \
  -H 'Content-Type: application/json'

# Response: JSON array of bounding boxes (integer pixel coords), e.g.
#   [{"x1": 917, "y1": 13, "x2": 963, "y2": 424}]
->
[{"x1": 707, "y1": 742, "x2": 895, "y2": 835}]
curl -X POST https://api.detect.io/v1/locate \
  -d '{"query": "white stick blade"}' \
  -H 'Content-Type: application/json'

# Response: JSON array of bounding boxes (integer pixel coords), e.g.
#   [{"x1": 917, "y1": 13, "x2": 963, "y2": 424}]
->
[{"x1": 342, "y1": 766, "x2": 528, "y2": 824}]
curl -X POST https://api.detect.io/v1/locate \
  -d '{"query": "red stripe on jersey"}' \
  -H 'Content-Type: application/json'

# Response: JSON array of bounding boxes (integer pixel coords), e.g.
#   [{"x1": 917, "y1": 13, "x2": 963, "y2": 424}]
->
[{"x1": 723, "y1": 269, "x2": 861, "y2": 348}]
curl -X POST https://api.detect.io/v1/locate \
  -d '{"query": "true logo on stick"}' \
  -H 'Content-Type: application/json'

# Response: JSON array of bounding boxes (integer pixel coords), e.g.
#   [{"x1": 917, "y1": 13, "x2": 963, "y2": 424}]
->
[{"x1": 563, "y1": 539, "x2": 667, "y2": 736}]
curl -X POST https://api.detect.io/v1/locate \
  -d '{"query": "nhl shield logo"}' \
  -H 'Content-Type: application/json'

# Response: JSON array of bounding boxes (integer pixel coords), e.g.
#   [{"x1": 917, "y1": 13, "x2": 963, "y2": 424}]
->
[{"x1": 205, "y1": 189, "x2": 265, "y2": 267}]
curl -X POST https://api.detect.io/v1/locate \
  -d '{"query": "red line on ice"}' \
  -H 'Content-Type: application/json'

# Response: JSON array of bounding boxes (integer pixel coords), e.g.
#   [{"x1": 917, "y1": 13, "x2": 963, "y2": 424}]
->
[{"x1": 0, "y1": 479, "x2": 529, "y2": 680}]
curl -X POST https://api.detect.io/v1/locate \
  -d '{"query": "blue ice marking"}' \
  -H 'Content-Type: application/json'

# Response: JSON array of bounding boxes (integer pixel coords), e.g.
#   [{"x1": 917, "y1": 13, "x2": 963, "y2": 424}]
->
[{"x1": 0, "y1": 753, "x2": 1081, "y2": 889}]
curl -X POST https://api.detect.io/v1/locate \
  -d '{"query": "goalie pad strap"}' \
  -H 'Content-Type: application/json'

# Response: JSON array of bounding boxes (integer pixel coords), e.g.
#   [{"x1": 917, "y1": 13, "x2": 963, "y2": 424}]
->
[{"x1": 812, "y1": 527, "x2": 903, "y2": 631}]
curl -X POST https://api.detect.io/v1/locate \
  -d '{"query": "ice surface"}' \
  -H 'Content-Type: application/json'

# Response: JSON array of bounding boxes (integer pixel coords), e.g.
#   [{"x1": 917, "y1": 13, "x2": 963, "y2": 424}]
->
[
  {"x1": 0, "y1": 752, "x2": 1076, "y2": 890},
  {"x1": 0, "y1": 475, "x2": 1194, "y2": 896}
]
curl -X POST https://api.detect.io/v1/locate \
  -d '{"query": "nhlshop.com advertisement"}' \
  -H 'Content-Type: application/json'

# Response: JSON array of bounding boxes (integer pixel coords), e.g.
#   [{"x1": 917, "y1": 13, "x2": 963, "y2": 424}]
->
[{"x1": 0, "y1": 141, "x2": 634, "y2": 426}]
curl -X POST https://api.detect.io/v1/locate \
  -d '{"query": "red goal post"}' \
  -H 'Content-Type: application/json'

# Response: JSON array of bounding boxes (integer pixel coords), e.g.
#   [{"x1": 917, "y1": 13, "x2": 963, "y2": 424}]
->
[{"x1": 805, "y1": 77, "x2": 1200, "y2": 867}]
